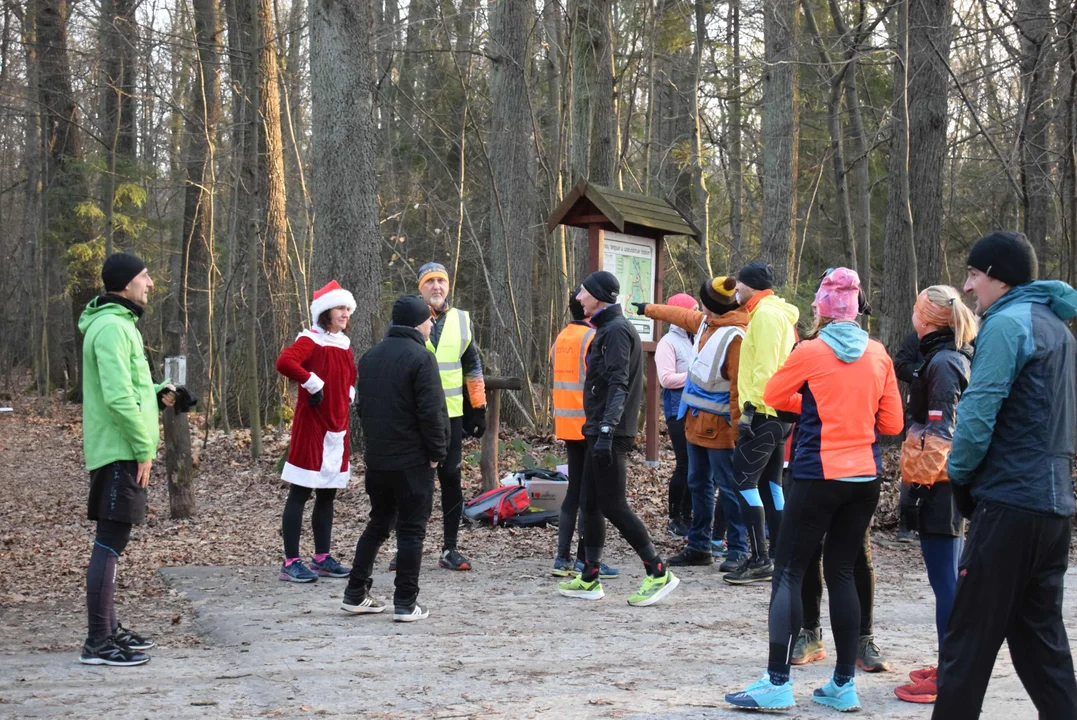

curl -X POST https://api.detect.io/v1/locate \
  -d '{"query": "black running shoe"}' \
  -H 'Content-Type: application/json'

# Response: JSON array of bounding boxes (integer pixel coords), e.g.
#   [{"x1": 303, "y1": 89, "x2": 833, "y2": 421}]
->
[
  {"x1": 114, "y1": 624, "x2": 155, "y2": 651},
  {"x1": 667, "y1": 548, "x2": 714, "y2": 566},
  {"x1": 79, "y1": 636, "x2": 150, "y2": 666},
  {"x1": 438, "y1": 548, "x2": 471, "y2": 571},
  {"x1": 723, "y1": 558, "x2": 774, "y2": 585}
]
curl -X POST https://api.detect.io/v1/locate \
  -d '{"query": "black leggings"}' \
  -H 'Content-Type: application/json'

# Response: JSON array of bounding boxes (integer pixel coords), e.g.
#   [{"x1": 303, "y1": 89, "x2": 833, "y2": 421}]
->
[
  {"x1": 733, "y1": 415, "x2": 791, "y2": 562},
  {"x1": 580, "y1": 435, "x2": 661, "y2": 578},
  {"x1": 281, "y1": 484, "x2": 337, "y2": 559},
  {"x1": 767, "y1": 478, "x2": 881, "y2": 678},
  {"x1": 802, "y1": 529, "x2": 875, "y2": 636},
  {"x1": 86, "y1": 519, "x2": 132, "y2": 642},
  {"x1": 557, "y1": 439, "x2": 589, "y2": 560},
  {"x1": 667, "y1": 415, "x2": 691, "y2": 521},
  {"x1": 437, "y1": 416, "x2": 464, "y2": 550}
]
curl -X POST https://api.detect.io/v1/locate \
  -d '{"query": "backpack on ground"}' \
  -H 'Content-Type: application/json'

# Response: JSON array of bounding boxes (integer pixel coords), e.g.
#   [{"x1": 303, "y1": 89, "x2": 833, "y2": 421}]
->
[{"x1": 463, "y1": 485, "x2": 530, "y2": 525}]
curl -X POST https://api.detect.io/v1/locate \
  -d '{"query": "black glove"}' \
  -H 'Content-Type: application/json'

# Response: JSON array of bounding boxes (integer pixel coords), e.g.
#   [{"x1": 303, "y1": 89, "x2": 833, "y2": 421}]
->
[
  {"x1": 173, "y1": 386, "x2": 198, "y2": 414},
  {"x1": 737, "y1": 403, "x2": 756, "y2": 442},
  {"x1": 952, "y1": 483, "x2": 976, "y2": 519},
  {"x1": 308, "y1": 389, "x2": 324, "y2": 408},
  {"x1": 631, "y1": 302, "x2": 648, "y2": 316},
  {"x1": 593, "y1": 430, "x2": 614, "y2": 468},
  {"x1": 463, "y1": 406, "x2": 487, "y2": 439}
]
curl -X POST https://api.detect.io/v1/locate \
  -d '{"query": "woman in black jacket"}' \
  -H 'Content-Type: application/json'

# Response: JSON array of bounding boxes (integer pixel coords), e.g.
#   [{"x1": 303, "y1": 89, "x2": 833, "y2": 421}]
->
[{"x1": 894, "y1": 285, "x2": 977, "y2": 704}]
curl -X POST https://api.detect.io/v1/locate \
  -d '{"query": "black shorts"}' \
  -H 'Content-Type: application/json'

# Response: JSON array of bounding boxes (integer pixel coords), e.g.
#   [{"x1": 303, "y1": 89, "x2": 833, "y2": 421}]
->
[{"x1": 88, "y1": 460, "x2": 147, "y2": 525}]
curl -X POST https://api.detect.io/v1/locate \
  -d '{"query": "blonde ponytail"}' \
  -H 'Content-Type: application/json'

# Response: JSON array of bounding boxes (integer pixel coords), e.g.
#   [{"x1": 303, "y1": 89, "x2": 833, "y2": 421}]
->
[{"x1": 921, "y1": 285, "x2": 978, "y2": 347}]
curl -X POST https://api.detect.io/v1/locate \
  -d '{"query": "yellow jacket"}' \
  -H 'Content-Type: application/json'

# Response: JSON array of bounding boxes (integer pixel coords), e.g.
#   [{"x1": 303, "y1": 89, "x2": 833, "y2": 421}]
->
[{"x1": 738, "y1": 291, "x2": 799, "y2": 417}]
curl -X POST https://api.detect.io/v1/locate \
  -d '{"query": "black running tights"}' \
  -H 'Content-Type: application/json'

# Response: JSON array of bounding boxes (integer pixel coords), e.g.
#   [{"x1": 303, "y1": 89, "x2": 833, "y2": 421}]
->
[
  {"x1": 767, "y1": 478, "x2": 881, "y2": 679},
  {"x1": 282, "y1": 484, "x2": 337, "y2": 559},
  {"x1": 801, "y1": 529, "x2": 876, "y2": 636},
  {"x1": 86, "y1": 519, "x2": 132, "y2": 642}
]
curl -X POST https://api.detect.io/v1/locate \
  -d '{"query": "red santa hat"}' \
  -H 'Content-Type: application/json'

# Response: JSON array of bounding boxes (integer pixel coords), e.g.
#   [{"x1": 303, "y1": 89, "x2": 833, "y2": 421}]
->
[{"x1": 310, "y1": 281, "x2": 356, "y2": 323}]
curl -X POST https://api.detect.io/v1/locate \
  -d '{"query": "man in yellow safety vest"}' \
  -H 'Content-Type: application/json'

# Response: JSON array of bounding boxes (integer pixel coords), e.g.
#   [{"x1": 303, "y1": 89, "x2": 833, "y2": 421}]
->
[{"x1": 416, "y1": 262, "x2": 487, "y2": 571}]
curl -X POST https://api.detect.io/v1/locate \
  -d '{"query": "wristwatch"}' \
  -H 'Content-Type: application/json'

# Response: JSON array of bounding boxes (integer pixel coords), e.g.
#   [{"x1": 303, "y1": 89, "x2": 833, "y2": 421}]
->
[{"x1": 600, "y1": 425, "x2": 612, "y2": 435}]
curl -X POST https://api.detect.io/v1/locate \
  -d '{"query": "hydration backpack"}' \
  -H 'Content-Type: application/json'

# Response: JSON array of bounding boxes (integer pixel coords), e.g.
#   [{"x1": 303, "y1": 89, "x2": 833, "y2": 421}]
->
[{"x1": 463, "y1": 485, "x2": 530, "y2": 525}]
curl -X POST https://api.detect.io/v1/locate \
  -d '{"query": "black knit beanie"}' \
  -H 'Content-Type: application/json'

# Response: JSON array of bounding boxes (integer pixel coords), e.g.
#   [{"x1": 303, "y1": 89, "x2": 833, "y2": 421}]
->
[
  {"x1": 392, "y1": 295, "x2": 431, "y2": 328},
  {"x1": 568, "y1": 286, "x2": 587, "y2": 321},
  {"x1": 102, "y1": 252, "x2": 147, "y2": 292},
  {"x1": 582, "y1": 270, "x2": 619, "y2": 304},
  {"x1": 967, "y1": 231, "x2": 1038, "y2": 287},
  {"x1": 737, "y1": 261, "x2": 774, "y2": 291}
]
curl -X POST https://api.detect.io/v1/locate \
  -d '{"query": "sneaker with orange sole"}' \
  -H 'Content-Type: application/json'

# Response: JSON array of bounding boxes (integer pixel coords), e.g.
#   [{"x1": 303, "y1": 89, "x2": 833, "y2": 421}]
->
[{"x1": 895, "y1": 677, "x2": 937, "y2": 704}]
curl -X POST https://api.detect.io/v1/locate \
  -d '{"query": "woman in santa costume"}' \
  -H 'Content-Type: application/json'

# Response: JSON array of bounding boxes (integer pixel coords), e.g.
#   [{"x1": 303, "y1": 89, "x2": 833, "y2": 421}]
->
[{"x1": 275, "y1": 281, "x2": 358, "y2": 582}]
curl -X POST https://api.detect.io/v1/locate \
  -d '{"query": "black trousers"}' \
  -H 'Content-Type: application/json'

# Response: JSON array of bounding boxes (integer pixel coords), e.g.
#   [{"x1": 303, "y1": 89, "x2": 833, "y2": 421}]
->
[
  {"x1": 767, "y1": 479, "x2": 881, "y2": 677},
  {"x1": 933, "y1": 502, "x2": 1076, "y2": 720},
  {"x1": 437, "y1": 417, "x2": 464, "y2": 550},
  {"x1": 557, "y1": 439, "x2": 591, "y2": 560},
  {"x1": 667, "y1": 415, "x2": 691, "y2": 521},
  {"x1": 281, "y1": 485, "x2": 337, "y2": 559},
  {"x1": 580, "y1": 435, "x2": 658, "y2": 570},
  {"x1": 346, "y1": 465, "x2": 435, "y2": 610},
  {"x1": 733, "y1": 415, "x2": 791, "y2": 561},
  {"x1": 801, "y1": 529, "x2": 875, "y2": 636}
]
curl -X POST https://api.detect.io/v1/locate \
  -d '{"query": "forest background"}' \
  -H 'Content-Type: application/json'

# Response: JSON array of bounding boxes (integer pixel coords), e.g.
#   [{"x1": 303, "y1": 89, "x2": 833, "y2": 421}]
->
[{"x1": 1, "y1": 0, "x2": 1074, "y2": 513}]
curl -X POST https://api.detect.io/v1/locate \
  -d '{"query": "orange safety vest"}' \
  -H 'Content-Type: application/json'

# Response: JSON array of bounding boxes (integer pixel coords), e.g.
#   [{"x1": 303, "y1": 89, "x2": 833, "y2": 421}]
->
[{"x1": 552, "y1": 323, "x2": 595, "y2": 441}]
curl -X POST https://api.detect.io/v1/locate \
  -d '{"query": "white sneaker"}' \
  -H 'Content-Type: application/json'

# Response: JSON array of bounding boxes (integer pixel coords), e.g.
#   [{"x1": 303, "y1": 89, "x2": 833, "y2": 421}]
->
[{"x1": 393, "y1": 604, "x2": 429, "y2": 622}]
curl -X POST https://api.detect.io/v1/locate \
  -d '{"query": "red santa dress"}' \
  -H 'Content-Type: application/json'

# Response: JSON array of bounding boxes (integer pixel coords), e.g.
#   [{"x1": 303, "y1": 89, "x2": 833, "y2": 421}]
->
[{"x1": 275, "y1": 282, "x2": 358, "y2": 489}]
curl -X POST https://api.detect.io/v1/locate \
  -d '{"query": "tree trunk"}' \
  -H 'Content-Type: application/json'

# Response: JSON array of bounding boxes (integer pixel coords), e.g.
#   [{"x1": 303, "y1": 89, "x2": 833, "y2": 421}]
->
[
  {"x1": 845, "y1": 56, "x2": 872, "y2": 297},
  {"x1": 310, "y1": 0, "x2": 383, "y2": 354},
  {"x1": 588, "y1": 0, "x2": 616, "y2": 189},
  {"x1": 252, "y1": 0, "x2": 291, "y2": 421},
  {"x1": 98, "y1": 0, "x2": 138, "y2": 253},
  {"x1": 487, "y1": 0, "x2": 537, "y2": 425},
  {"x1": 907, "y1": 0, "x2": 952, "y2": 285},
  {"x1": 728, "y1": 0, "x2": 744, "y2": 262},
  {"x1": 182, "y1": 0, "x2": 221, "y2": 403},
  {"x1": 881, "y1": 0, "x2": 917, "y2": 352},
  {"x1": 1016, "y1": 0, "x2": 1055, "y2": 273},
  {"x1": 760, "y1": 0, "x2": 799, "y2": 285},
  {"x1": 691, "y1": 0, "x2": 712, "y2": 275}
]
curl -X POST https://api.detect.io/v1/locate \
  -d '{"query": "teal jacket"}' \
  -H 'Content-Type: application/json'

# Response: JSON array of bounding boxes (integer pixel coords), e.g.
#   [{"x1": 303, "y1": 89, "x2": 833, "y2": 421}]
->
[
  {"x1": 947, "y1": 281, "x2": 1077, "y2": 517},
  {"x1": 79, "y1": 296, "x2": 166, "y2": 471}
]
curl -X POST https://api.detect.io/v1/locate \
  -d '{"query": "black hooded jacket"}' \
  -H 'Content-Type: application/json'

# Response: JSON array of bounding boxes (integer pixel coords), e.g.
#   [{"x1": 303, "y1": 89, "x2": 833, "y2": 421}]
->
[
  {"x1": 582, "y1": 303, "x2": 644, "y2": 438},
  {"x1": 357, "y1": 326, "x2": 450, "y2": 470}
]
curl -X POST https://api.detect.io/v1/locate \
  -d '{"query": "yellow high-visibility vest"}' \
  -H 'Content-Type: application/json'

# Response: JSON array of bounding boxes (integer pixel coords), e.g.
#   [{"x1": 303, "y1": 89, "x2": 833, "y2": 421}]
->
[{"x1": 426, "y1": 308, "x2": 471, "y2": 418}]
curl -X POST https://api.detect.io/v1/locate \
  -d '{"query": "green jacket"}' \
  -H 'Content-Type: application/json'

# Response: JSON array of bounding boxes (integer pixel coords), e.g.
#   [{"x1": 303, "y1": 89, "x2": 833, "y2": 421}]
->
[{"x1": 79, "y1": 296, "x2": 165, "y2": 470}]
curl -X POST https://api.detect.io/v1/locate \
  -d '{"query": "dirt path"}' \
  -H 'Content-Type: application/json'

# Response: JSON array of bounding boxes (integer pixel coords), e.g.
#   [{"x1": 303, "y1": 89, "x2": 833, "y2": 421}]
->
[{"x1": 2, "y1": 398, "x2": 1075, "y2": 718}]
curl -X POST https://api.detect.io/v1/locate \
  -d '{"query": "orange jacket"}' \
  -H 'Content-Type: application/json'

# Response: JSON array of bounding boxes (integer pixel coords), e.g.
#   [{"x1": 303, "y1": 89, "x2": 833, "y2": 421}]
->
[
  {"x1": 551, "y1": 322, "x2": 594, "y2": 441},
  {"x1": 645, "y1": 304, "x2": 749, "y2": 449},
  {"x1": 763, "y1": 329, "x2": 903, "y2": 480}
]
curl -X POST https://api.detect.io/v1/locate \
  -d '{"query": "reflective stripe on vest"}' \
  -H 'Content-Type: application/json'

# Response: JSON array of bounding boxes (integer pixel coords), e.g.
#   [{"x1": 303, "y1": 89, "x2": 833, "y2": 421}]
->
[
  {"x1": 551, "y1": 324, "x2": 594, "y2": 440},
  {"x1": 426, "y1": 308, "x2": 470, "y2": 417},
  {"x1": 681, "y1": 325, "x2": 742, "y2": 417}
]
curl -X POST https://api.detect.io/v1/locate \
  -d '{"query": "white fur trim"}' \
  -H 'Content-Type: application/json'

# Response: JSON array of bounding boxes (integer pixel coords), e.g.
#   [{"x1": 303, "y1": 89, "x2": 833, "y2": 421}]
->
[
  {"x1": 349, "y1": 385, "x2": 356, "y2": 403},
  {"x1": 302, "y1": 373, "x2": 325, "y2": 393},
  {"x1": 299, "y1": 328, "x2": 351, "y2": 350},
  {"x1": 281, "y1": 461, "x2": 350, "y2": 489},
  {"x1": 310, "y1": 288, "x2": 356, "y2": 325}
]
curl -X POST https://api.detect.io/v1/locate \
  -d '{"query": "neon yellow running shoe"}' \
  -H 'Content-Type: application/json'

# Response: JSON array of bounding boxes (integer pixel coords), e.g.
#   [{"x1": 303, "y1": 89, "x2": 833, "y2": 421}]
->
[
  {"x1": 557, "y1": 575, "x2": 604, "y2": 600},
  {"x1": 627, "y1": 570, "x2": 680, "y2": 606}
]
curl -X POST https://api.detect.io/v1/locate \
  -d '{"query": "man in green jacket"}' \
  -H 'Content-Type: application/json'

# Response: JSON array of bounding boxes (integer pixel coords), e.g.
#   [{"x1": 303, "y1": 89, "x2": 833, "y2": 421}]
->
[{"x1": 78, "y1": 252, "x2": 182, "y2": 667}]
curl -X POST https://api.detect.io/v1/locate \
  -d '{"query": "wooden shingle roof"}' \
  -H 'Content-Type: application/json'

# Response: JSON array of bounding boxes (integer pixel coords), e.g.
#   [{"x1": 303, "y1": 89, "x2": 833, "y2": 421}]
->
[{"x1": 546, "y1": 179, "x2": 701, "y2": 243}]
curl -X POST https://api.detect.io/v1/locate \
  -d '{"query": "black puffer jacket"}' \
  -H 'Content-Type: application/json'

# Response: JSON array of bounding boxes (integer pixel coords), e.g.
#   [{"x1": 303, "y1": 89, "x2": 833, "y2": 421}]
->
[
  {"x1": 582, "y1": 303, "x2": 643, "y2": 438},
  {"x1": 357, "y1": 326, "x2": 450, "y2": 471},
  {"x1": 906, "y1": 328, "x2": 973, "y2": 536}
]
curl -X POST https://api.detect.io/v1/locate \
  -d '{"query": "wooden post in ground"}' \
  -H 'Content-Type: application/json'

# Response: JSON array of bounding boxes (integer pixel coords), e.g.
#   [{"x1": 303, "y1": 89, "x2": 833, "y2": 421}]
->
[{"x1": 479, "y1": 357, "x2": 522, "y2": 490}]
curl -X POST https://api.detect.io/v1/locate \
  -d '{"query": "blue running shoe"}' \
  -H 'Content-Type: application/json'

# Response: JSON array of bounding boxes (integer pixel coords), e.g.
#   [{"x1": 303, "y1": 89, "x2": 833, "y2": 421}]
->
[
  {"x1": 572, "y1": 559, "x2": 620, "y2": 579},
  {"x1": 552, "y1": 557, "x2": 575, "y2": 577},
  {"x1": 279, "y1": 560, "x2": 317, "y2": 583},
  {"x1": 812, "y1": 677, "x2": 861, "y2": 712},
  {"x1": 725, "y1": 674, "x2": 795, "y2": 711},
  {"x1": 311, "y1": 555, "x2": 351, "y2": 578},
  {"x1": 711, "y1": 539, "x2": 728, "y2": 557}
]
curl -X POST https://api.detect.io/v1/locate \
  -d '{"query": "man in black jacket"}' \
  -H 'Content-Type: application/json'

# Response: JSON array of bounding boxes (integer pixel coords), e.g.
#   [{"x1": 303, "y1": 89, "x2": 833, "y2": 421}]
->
[
  {"x1": 342, "y1": 296, "x2": 449, "y2": 622},
  {"x1": 556, "y1": 270, "x2": 680, "y2": 607},
  {"x1": 891, "y1": 329, "x2": 923, "y2": 542}
]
